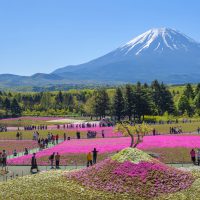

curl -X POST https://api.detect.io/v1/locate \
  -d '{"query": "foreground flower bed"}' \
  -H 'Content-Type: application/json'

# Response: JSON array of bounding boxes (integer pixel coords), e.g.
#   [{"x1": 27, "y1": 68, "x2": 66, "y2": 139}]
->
[
  {"x1": 0, "y1": 140, "x2": 38, "y2": 155},
  {"x1": 67, "y1": 148, "x2": 194, "y2": 198},
  {"x1": 2, "y1": 149, "x2": 200, "y2": 199}
]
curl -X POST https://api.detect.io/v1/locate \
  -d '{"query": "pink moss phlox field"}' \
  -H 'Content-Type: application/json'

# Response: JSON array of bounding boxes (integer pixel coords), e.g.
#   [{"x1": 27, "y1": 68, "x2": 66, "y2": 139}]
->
[
  {"x1": 7, "y1": 135, "x2": 200, "y2": 165},
  {"x1": 138, "y1": 135, "x2": 200, "y2": 149},
  {"x1": 0, "y1": 140, "x2": 38, "y2": 155},
  {"x1": 67, "y1": 158, "x2": 194, "y2": 198}
]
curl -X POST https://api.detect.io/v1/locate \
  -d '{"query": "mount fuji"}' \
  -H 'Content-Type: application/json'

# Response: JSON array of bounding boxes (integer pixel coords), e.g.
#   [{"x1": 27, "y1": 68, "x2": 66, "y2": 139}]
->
[
  {"x1": 1, "y1": 27, "x2": 200, "y2": 90},
  {"x1": 52, "y1": 27, "x2": 200, "y2": 83}
]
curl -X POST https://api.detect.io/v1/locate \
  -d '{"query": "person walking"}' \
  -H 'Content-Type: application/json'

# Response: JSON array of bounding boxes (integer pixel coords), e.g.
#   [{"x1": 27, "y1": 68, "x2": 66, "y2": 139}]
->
[
  {"x1": 24, "y1": 148, "x2": 28, "y2": 155},
  {"x1": 49, "y1": 152, "x2": 55, "y2": 169},
  {"x1": 190, "y1": 149, "x2": 196, "y2": 165},
  {"x1": 87, "y1": 152, "x2": 92, "y2": 167},
  {"x1": 102, "y1": 130, "x2": 105, "y2": 138},
  {"x1": 16, "y1": 132, "x2": 20, "y2": 140},
  {"x1": 52, "y1": 135, "x2": 55, "y2": 145},
  {"x1": 56, "y1": 134, "x2": 59, "y2": 144},
  {"x1": 2, "y1": 150, "x2": 7, "y2": 170},
  {"x1": 92, "y1": 148, "x2": 98, "y2": 164},
  {"x1": 153, "y1": 128, "x2": 156, "y2": 136},
  {"x1": 55, "y1": 152, "x2": 60, "y2": 169},
  {"x1": 0, "y1": 152, "x2": 2, "y2": 168},
  {"x1": 64, "y1": 133, "x2": 66, "y2": 141},
  {"x1": 198, "y1": 149, "x2": 200, "y2": 166},
  {"x1": 30, "y1": 153, "x2": 39, "y2": 173},
  {"x1": 13, "y1": 149, "x2": 17, "y2": 157}
]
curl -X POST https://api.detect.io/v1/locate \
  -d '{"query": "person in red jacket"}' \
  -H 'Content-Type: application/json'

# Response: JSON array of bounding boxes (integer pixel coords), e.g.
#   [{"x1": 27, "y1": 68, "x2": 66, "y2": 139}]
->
[{"x1": 52, "y1": 135, "x2": 55, "y2": 145}]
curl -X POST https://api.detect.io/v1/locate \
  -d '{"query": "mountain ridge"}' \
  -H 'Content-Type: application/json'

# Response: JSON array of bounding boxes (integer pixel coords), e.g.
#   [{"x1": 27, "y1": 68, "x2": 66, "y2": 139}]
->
[{"x1": 1, "y1": 27, "x2": 200, "y2": 90}]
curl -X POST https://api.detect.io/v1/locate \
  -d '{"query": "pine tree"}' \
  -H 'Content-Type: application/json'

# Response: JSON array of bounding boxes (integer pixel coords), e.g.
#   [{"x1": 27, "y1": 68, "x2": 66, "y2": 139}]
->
[
  {"x1": 113, "y1": 87, "x2": 125, "y2": 121},
  {"x1": 11, "y1": 98, "x2": 22, "y2": 117},
  {"x1": 124, "y1": 85, "x2": 135, "y2": 120},
  {"x1": 55, "y1": 91, "x2": 63, "y2": 109},
  {"x1": 183, "y1": 83, "x2": 194, "y2": 99},
  {"x1": 178, "y1": 95, "x2": 193, "y2": 116},
  {"x1": 134, "y1": 85, "x2": 152, "y2": 121},
  {"x1": 3, "y1": 98, "x2": 11, "y2": 116},
  {"x1": 151, "y1": 80, "x2": 174, "y2": 115},
  {"x1": 195, "y1": 83, "x2": 200, "y2": 96},
  {"x1": 93, "y1": 89, "x2": 109, "y2": 119},
  {"x1": 194, "y1": 92, "x2": 200, "y2": 109}
]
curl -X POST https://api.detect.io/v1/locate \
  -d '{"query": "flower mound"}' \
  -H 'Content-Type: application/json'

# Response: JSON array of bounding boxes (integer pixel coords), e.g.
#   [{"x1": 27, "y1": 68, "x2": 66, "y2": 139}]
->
[{"x1": 67, "y1": 148, "x2": 194, "y2": 198}]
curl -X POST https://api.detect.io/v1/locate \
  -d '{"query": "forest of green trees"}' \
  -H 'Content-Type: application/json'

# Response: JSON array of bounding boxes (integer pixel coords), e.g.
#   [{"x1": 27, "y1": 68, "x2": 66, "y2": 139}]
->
[{"x1": 1, "y1": 80, "x2": 200, "y2": 121}]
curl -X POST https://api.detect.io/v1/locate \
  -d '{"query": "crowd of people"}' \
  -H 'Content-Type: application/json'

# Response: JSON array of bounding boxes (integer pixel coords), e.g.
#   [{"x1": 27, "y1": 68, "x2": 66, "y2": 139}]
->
[
  {"x1": 24, "y1": 125, "x2": 48, "y2": 131},
  {"x1": 87, "y1": 131, "x2": 97, "y2": 138},
  {"x1": 169, "y1": 126, "x2": 182, "y2": 134},
  {"x1": 36, "y1": 133, "x2": 60, "y2": 150},
  {"x1": 61, "y1": 122, "x2": 98, "y2": 129},
  {"x1": 0, "y1": 125, "x2": 7, "y2": 132}
]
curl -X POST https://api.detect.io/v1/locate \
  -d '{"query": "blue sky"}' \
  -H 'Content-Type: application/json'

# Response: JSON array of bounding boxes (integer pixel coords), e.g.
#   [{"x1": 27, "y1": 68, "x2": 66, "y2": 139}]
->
[{"x1": 0, "y1": 0, "x2": 199, "y2": 75}]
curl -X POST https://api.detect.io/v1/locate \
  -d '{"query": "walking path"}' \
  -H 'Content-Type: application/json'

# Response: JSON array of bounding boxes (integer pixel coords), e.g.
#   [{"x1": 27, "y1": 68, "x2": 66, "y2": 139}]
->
[{"x1": 0, "y1": 165, "x2": 85, "y2": 182}]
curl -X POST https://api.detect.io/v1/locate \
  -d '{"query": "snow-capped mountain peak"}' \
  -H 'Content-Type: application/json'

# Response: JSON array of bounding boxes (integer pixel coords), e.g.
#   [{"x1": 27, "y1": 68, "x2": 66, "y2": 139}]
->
[
  {"x1": 120, "y1": 27, "x2": 198, "y2": 55},
  {"x1": 51, "y1": 27, "x2": 200, "y2": 84}
]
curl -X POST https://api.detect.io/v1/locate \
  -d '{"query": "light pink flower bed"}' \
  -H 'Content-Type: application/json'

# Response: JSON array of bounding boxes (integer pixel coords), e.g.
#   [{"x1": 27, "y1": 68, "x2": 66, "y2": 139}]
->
[
  {"x1": 0, "y1": 116, "x2": 63, "y2": 121},
  {"x1": 0, "y1": 140, "x2": 38, "y2": 155},
  {"x1": 7, "y1": 135, "x2": 200, "y2": 165}
]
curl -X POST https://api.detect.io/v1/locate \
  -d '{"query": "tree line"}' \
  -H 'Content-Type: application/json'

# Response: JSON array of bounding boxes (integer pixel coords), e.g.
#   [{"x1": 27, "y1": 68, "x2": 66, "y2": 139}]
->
[{"x1": 0, "y1": 81, "x2": 200, "y2": 121}]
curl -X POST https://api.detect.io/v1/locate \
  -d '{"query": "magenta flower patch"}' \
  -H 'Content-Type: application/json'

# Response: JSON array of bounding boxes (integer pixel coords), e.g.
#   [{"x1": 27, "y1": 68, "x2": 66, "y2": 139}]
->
[
  {"x1": 67, "y1": 149, "x2": 195, "y2": 198},
  {"x1": 7, "y1": 135, "x2": 200, "y2": 165}
]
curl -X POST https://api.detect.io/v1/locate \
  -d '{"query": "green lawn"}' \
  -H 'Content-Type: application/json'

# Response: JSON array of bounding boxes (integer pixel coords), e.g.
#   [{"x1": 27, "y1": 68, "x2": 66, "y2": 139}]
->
[
  {"x1": 152, "y1": 121, "x2": 200, "y2": 133},
  {"x1": 145, "y1": 147, "x2": 192, "y2": 163},
  {"x1": 0, "y1": 130, "x2": 87, "y2": 140}
]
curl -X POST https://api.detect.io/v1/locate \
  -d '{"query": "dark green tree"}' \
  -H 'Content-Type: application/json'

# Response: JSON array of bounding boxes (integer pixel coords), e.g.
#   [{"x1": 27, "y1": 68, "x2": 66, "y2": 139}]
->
[
  {"x1": 183, "y1": 83, "x2": 194, "y2": 99},
  {"x1": 195, "y1": 83, "x2": 200, "y2": 96},
  {"x1": 3, "y1": 98, "x2": 11, "y2": 116},
  {"x1": 113, "y1": 87, "x2": 125, "y2": 121},
  {"x1": 93, "y1": 89, "x2": 109, "y2": 119},
  {"x1": 178, "y1": 95, "x2": 193, "y2": 116},
  {"x1": 124, "y1": 85, "x2": 135, "y2": 120},
  {"x1": 134, "y1": 85, "x2": 152, "y2": 121},
  {"x1": 11, "y1": 98, "x2": 22, "y2": 117},
  {"x1": 55, "y1": 91, "x2": 64, "y2": 109},
  {"x1": 151, "y1": 80, "x2": 174, "y2": 115},
  {"x1": 194, "y1": 92, "x2": 200, "y2": 109}
]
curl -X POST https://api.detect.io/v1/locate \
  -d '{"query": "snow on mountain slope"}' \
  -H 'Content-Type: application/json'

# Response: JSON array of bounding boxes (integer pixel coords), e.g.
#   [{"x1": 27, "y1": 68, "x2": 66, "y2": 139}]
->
[
  {"x1": 53, "y1": 27, "x2": 200, "y2": 84},
  {"x1": 120, "y1": 28, "x2": 198, "y2": 55}
]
